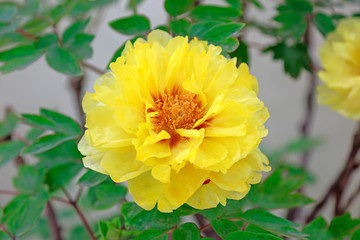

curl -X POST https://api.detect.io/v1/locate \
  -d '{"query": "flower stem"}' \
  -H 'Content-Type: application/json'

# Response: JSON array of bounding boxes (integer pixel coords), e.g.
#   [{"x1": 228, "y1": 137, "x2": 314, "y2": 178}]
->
[
  {"x1": 0, "y1": 224, "x2": 16, "y2": 240},
  {"x1": 46, "y1": 202, "x2": 63, "y2": 240},
  {"x1": 62, "y1": 188, "x2": 97, "y2": 240}
]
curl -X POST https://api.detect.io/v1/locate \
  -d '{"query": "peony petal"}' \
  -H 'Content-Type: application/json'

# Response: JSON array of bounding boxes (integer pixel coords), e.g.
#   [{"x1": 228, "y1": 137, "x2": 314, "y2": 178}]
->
[{"x1": 151, "y1": 164, "x2": 171, "y2": 183}]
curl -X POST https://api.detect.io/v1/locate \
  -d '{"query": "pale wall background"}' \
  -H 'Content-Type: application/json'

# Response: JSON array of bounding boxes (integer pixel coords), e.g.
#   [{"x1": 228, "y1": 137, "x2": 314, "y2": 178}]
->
[{"x1": 0, "y1": 0, "x2": 359, "y2": 222}]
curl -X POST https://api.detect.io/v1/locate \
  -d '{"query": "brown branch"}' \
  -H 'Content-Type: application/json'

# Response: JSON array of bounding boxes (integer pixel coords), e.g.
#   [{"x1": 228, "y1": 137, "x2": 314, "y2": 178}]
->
[
  {"x1": 46, "y1": 202, "x2": 63, "y2": 240},
  {"x1": 341, "y1": 183, "x2": 360, "y2": 212},
  {"x1": 62, "y1": 188, "x2": 97, "y2": 240},
  {"x1": 15, "y1": 28, "x2": 38, "y2": 41},
  {"x1": 80, "y1": 61, "x2": 106, "y2": 75},
  {"x1": 0, "y1": 189, "x2": 19, "y2": 196},
  {"x1": 306, "y1": 123, "x2": 360, "y2": 222},
  {"x1": 69, "y1": 76, "x2": 86, "y2": 126},
  {"x1": 0, "y1": 224, "x2": 15, "y2": 240}
]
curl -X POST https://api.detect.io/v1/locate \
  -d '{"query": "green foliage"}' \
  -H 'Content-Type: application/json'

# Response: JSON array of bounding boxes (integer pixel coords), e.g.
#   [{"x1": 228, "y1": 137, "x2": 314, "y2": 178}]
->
[
  {"x1": 0, "y1": 112, "x2": 18, "y2": 138},
  {"x1": 88, "y1": 180, "x2": 127, "y2": 209},
  {"x1": 0, "y1": 2, "x2": 18, "y2": 23},
  {"x1": 200, "y1": 199, "x2": 242, "y2": 220},
  {"x1": 211, "y1": 219, "x2": 240, "y2": 239},
  {"x1": 13, "y1": 164, "x2": 45, "y2": 194},
  {"x1": 78, "y1": 169, "x2": 109, "y2": 187},
  {"x1": 109, "y1": 15, "x2": 150, "y2": 35},
  {"x1": 304, "y1": 214, "x2": 360, "y2": 239},
  {"x1": 0, "y1": 141, "x2": 25, "y2": 167},
  {"x1": 248, "y1": 167, "x2": 314, "y2": 209},
  {"x1": 165, "y1": 0, "x2": 194, "y2": 17},
  {"x1": 226, "y1": 231, "x2": 283, "y2": 240},
  {"x1": 45, "y1": 162, "x2": 83, "y2": 192},
  {"x1": 22, "y1": 133, "x2": 75, "y2": 155},
  {"x1": 121, "y1": 202, "x2": 180, "y2": 231},
  {"x1": 190, "y1": 5, "x2": 241, "y2": 21},
  {"x1": 313, "y1": 12, "x2": 335, "y2": 37},
  {"x1": 170, "y1": 19, "x2": 191, "y2": 36},
  {"x1": 173, "y1": 223, "x2": 199, "y2": 240},
  {"x1": 45, "y1": 46, "x2": 83, "y2": 76},
  {"x1": 136, "y1": 229, "x2": 168, "y2": 240}
]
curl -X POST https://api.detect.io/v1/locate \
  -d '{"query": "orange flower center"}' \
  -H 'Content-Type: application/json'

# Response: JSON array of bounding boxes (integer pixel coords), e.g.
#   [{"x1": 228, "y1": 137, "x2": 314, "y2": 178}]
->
[{"x1": 152, "y1": 91, "x2": 204, "y2": 133}]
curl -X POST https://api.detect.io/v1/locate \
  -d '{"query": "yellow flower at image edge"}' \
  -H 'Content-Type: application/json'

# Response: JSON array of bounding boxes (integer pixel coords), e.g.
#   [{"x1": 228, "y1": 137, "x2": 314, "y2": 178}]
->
[
  {"x1": 78, "y1": 30, "x2": 270, "y2": 212},
  {"x1": 318, "y1": 17, "x2": 360, "y2": 120}
]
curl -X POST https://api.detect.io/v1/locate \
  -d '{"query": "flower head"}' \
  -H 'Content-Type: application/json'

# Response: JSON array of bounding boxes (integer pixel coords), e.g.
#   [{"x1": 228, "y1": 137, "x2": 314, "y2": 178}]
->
[
  {"x1": 317, "y1": 18, "x2": 360, "y2": 120},
  {"x1": 78, "y1": 30, "x2": 270, "y2": 212}
]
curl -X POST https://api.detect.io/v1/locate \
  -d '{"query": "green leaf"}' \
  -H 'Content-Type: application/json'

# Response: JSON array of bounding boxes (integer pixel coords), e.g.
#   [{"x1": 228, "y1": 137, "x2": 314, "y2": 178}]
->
[
  {"x1": 303, "y1": 217, "x2": 329, "y2": 240},
  {"x1": 34, "y1": 34, "x2": 58, "y2": 49},
  {"x1": 274, "y1": 11, "x2": 307, "y2": 40},
  {"x1": 78, "y1": 169, "x2": 108, "y2": 187},
  {"x1": 264, "y1": 42, "x2": 310, "y2": 78},
  {"x1": 248, "y1": 0, "x2": 263, "y2": 9},
  {"x1": 88, "y1": 181, "x2": 127, "y2": 209},
  {"x1": 45, "y1": 162, "x2": 83, "y2": 192},
  {"x1": 313, "y1": 12, "x2": 335, "y2": 37},
  {"x1": 13, "y1": 165, "x2": 45, "y2": 193},
  {"x1": 189, "y1": 21, "x2": 223, "y2": 38},
  {"x1": 202, "y1": 23, "x2": 244, "y2": 41},
  {"x1": 216, "y1": 37, "x2": 240, "y2": 53},
  {"x1": 22, "y1": 18, "x2": 50, "y2": 34},
  {"x1": 0, "y1": 45, "x2": 42, "y2": 62},
  {"x1": 0, "y1": 2, "x2": 18, "y2": 23},
  {"x1": 0, "y1": 32, "x2": 28, "y2": 48},
  {"x1": 40, "y1": 108, "x2": 81, "y2": 137},
  {"x1": 49, "y1": 1, "x2": 77, "y2": 23},
  {"x1": 22, "y1": 133, "x2": 75, "y2": 155},
  {"x1": 278, "y1": 0, "x2": 313, "y2": 14},
  {"x1": 328, "y1": 213, "x2": 360, "y2": 239},
  {"x1": 240, "y1": 209, "x2": 307, "y2": 239},
  {"x1": 25, "y1": 128, "x2": 45, "y2": 142},
  {"x1": 164, "y1": 0, "x2": 194, "y2": 16},
  {"x1": 0, "y1": 141, "x2": 25, "y2": 167},
  {"x1": 178, "y1": 204, "x2": 200, "y2": 216},
  {"x1": 63, "y1": 18, "x2": 90, "y2": 44},
  {"x1": 36, "y1": 140, "x2": 82, "y2": 169},
  {"x1": 190, "y1": 5, "x2": 241, "y2": 21},
  {"x1": 200, "y1": 199, "x2": 243, "y2": 220},
  {"x1": 170, "y1": 19, "x2": 190, "y2": 36},
  {"x1": 137, "y1": 229, "x2": 167, "y2": 240},
  {"x1": 226, "y1": 231, "x2": 283, "y2": 240},
  {"x1": 68, "y1": 226, "x2": 89, "y2": 240},
  {"x1": 45, "y1": 46, "x2": 82, "y2": 76},
  {"x1": 0, "y1": 112, "x2": 18, "y2": 138},
  {"x1": 352, "y1": 228, "x2": 360, "y2": 240},
  {"x1": 107, "y1": 37, "x2": 139, "y2": 68},
  {"x1": 0, "y1": 53, "x2": 42, "y2": 74},
  {"x1": 173, "y1": 223, "x2": 199, "y2": 240},
  {"x1": 70, "y1": 0, "x2": 117, "y2": 16},
  {"x1": 230, "y1": 40, "x2": 249, "y2": 64},
  {"x1": 65, "y1": 33, "x2": 94, "y2": 60},
  {"x1": 211, "y1": 219, "x2": 239, "y2": 239},
  {"x1": 21, "y1": 114, "x2": 56, "y2": 130},
  {"x1": 109, "y1": 15, "x2": 150, "y2": 35},
  {"x1": 121, "y1": 202, "x2": 180, "y2": 231},
  {"x1": 98, "y1": 216, "x2": 137, "y2": 240},
  {"x1": 226, "y1": 0, "x2": 242, "y2": 9},
  {"x1": 2, "y1": 187, "x2": 49, "y2": 236}
]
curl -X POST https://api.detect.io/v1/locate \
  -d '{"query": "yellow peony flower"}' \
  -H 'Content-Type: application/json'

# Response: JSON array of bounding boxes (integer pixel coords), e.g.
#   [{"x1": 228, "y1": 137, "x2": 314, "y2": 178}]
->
[
  {"x1": 317, "y1": 18, "x2": 360, "y2": 120},
  {"x1": 78, "y1": 30, "x2": 270, "y2": 212}
]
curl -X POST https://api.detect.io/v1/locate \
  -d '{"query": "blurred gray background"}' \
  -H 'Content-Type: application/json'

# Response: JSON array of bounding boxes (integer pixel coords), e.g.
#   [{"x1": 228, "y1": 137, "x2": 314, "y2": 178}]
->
[{"x1": 0, "y1": 0, "x2": 359, "y2": 222}]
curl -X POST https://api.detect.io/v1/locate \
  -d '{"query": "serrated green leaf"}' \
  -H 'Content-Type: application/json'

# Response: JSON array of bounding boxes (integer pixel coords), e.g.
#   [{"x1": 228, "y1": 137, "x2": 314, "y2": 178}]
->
[
  {"x1": 328, "y1": 213, "x2": 360, "y2": 239},
  {"x1": 22, "y1": 133, "x2": 75, "y2": 155},
  {"x1": 170, "y1": 19, "x2": 190, "y2": 36},
  {"x1": 137, "y1": 229, "x2": 167, "y2": 240},
  {"x1": 190, "y1": 5, "x2": 241, "y2": 21},
  {"x1": 78, "y1": 169, "x2": 108, "y2": 187},
  {"x1": 88, "y1": 181, "x2": 127, "y2": 209},
  {"x1": 0, "y1": 141, "x2": 25, "y2": 167},
  {"x1": 0, "y1": 112, "x2": 17, "y2": 138},
  {"x1": 63, "y1": 18, "x2": 90, "y2": 44},
  {"x1": 240, "y1": 209, "x2": 307, "y2": 239},
  {"x1": 200, "y1": 199, "x2": 243, "y2": 220},
  {"x1": 274, "y1": 11, "x2": 307, "y2": 40},
  {"x1": 109, "y1": 15, "x2": 150, "y2": 35},
  {"x1": 313, "y1": 12, "x2": 335, "y2": 37},
  {"x1": 226, "y1": 231, "x2": 283, "y2": 240},
  {"x1": 0, "y1": 2, "x2": 18, "y2": 23},
  {"x1": 13, "y1": 165, "x2": 45, "y2": 193},
  {"x1": 45, "y1": 46, "x2": 82, "y2": 76},
  {"x1": 303, "y1": 217, "x2": 329, "y2": 240},
  {"x1": 3, "y1": 187, "x2": 49, "y2": 236},
  {"x1": 121, "y1": 202, "x2": 180, "y2": 231},
  {"x1": 45, "y1": 162, "x2": 83, "y2": 192},
  {"x1": 211, "y1": 219, "x2": 239, "y2": 239},
  {"x1": 165, "y1": 0, "x2": 194, "y2": 16},
  {"x1": 0, "y1": 45, "x2": 42, "y2": 62},
  {"x1": 173, "y1": 222, "x2": 199, "y2": 240},
  {"x1": 40, "y1": 108, "x2": 81, "y2": 136}
]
